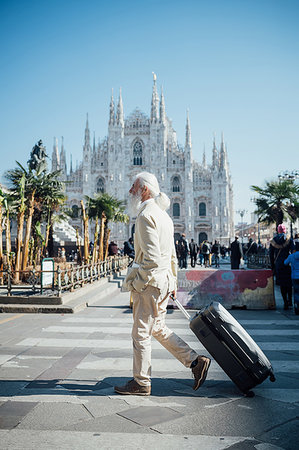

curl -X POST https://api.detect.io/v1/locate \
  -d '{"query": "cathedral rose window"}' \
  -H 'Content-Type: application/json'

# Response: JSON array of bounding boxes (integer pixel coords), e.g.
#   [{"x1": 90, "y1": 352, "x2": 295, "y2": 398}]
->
[{"x1": 133, "y1": 141, "x2": 143, "y2": 166}]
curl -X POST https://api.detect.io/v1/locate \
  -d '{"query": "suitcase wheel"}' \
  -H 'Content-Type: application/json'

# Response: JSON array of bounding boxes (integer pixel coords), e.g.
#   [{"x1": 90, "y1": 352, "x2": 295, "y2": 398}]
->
[
  {"x1": 244, "y1": 390, "x2": 255, "y2": 398},
  {"x1": 270, "y1": 373, "x2": 276, "y2": 382}
]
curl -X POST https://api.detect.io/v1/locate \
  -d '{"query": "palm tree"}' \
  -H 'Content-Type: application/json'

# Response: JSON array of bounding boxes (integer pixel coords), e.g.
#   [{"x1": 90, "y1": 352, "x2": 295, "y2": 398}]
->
[
  {"x1": 33, "y1": 170, "x2": 66, "y2": 258},
  {"x1": 2, "y1": 192, "x2": 16, "y2": 269},
  {"x1": 5, "y1": 163, "x2": 37, "y2": 272},
  {"x1": 251, "y1": 179, "x2": 299, "y2": 230},
  {"x1": 5, "y1": 161, "x2": 66, "y2": 270},
  {"x1": 86, "y1": 193, "x2": 129, "y2": 262}
]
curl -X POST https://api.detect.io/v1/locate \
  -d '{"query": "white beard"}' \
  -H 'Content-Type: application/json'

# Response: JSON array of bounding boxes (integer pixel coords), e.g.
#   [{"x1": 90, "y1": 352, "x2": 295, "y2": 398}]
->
[{"x1": 128, "y1": 192, "x2": 142, "y2": 217}]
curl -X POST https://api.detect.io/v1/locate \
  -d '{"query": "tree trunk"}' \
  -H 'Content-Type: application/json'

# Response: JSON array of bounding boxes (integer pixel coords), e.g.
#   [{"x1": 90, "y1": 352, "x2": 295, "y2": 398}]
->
[
  {"x1": 48, "y1": 225, "x2": 54, "y2": 257},
  {"x1": 76, "y1": 227, "x2": 82, "y2": 265},
  {"x1": 22, "y1": 190, "x2": 35, "y2": 272},
  {"x1": 92, "y1": 216, "x2": 99, "y2": 264},
  {"x1": 98, "y1": 212, "x2": 106, "y2": 262},
  {"x1": 0, "y1": 206, "x2": 3, "y2": 283},
  {"x1": 81, "y1": 200, "x2": 89, "y2": 263},
  {"x1": 14, "y1": 209, "x2": 25, "y2": 282},
  {"x1": 5, "y1": 211, "x2": 11, "y2": 267},
  {"x1": 104, "y1": 227, "x2": 111, "y2": 261}
]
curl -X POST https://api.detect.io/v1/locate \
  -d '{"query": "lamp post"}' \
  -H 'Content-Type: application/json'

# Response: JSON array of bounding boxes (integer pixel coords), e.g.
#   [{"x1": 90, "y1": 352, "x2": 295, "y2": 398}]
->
[
  {"x1": 251, "y1": 197, "x2": 261, "y2": 244},
  {"x1": 236, "y1": 209, "x2": 247, "y2": 243}
]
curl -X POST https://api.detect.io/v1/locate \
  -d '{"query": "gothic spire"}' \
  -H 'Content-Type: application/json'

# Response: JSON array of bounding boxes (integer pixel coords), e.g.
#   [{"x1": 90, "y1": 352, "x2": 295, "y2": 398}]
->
[
  {"x1": 219, "y1": 132, "x2": 227, "y2": 170},
  {"x1": 60, "y1": 136, "x2": 67, "y2": 173},
  {"x1": 109, "y1": 88, "x2": 115, "y2": 125},
  {"x1": 70, "y1": 154, "x2": 73, "y2": 174},
  {"x1": 202, "y1": 144, "x2": 206, "y2": 168},
  {"x1": 212, "y1": 133, "x2": 218, "y2": 168},
  {"x1": 159, "y1": 86, "x2": 166, "y2": 124},
  {"x1": 84, "y1": 113, "x2": 90, "y2": 149},
  {"x1": 116, "y1": 87, "x2": 124, "y2": 126},
  {"x1": 93, "y1": 132, "x2": 96, "y2": 153},
  {"x1": 151, "y1": 72, "x2": 159, "y2": 123},
  {"x1": 52, "y1": 137, "x2": 60, "y2": 171},
  {"x1": 185, "y1": 109, "x2": 192, "y2": 149}
]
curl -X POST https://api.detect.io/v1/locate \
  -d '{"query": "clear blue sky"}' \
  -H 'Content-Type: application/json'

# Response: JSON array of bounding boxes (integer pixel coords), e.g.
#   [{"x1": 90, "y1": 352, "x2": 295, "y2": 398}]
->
[{"x1": 1, "y1": 0, "x2": 298, "y2": 223}]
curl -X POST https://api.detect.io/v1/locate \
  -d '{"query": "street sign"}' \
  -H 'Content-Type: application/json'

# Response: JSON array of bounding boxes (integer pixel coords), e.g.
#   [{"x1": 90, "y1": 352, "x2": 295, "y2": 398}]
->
[{"x1": 41, "y1": 258, "x2": 54, "y2": 291}]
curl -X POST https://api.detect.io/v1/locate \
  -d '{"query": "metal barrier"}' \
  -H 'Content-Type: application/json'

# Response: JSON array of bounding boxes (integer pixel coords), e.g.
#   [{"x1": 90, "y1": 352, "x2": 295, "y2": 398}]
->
[
  {"x1": 0, "y1": 255, "x2": 129, "y2": 297},
  {"x1": 247, "y1": 255, "x2": 271, "y2": 269}
]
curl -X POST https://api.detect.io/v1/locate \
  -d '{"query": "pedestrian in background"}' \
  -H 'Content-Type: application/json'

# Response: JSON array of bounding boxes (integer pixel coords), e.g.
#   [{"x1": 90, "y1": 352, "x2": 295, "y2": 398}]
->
[
  {"x1": 179, "y1": 234, "x2": 188, "y2": 269},
  {"x1": 197, "y1": 243, "x2": 204, "y2": 266},
  {"x1": 284, "y1": 246, "x2": 299, "y2": 315},
  {"x1": 211, "y1": 240, "x2": 221, "y2": 268},
  {"x1": 270, "y1": 224, "x2": 294, "y2": 310},
  {"x1": 124, "y1": 237, "x2": 135, "y2": 259},
  {"x1": 230, "y1": 236, "x2": 243, "y2": 269},
  {"x1": 189, "y1": 238, "x2": 198, "y2": 268},
  {"x1": 201, "y1": 240, "x2": 210, "y2": 268},
  {"x1": 108, "y1": 241, "x2": 118, "y2": 256}
]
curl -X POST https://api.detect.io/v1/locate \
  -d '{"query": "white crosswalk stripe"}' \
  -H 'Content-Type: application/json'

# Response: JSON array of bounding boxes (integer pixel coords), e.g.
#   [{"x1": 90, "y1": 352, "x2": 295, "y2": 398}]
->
[
  {"x1": 43, "y1": 325, "x2": 299, "y2": 336},
  {"x1": 11, "y1": 311, "x2": 299, "y2": 387},
  {"x1": 61, "y1": 317, "x2": 299, "y2": 326},
  {"x1": 16, "y1": 336, "x2": 299, "y2": 352}
]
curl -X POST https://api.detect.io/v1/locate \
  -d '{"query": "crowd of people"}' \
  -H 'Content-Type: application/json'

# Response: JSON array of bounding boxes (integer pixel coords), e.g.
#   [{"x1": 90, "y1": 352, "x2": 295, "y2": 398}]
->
[{"x1": 120, "y1": 228, "x2": 299, "y2": 315}]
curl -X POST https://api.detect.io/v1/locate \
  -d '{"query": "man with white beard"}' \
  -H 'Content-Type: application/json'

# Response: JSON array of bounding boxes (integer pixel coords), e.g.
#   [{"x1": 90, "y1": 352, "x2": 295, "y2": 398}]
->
[{"x1": 114, "y1": 172, "x2": 210, "y2": 396}]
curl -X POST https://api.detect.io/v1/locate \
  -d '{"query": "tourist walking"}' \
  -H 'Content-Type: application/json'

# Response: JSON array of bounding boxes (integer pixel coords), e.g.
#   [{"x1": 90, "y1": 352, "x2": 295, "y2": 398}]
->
[{"x1": 114, "y1": 172, "x2": 210, "y2": 396}]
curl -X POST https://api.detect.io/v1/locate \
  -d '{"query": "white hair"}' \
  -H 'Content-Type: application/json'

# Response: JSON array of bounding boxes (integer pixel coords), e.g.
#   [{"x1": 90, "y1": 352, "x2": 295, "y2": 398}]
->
[{"x1": 135, "y1": 171, "x2": 170, "y2": 211}]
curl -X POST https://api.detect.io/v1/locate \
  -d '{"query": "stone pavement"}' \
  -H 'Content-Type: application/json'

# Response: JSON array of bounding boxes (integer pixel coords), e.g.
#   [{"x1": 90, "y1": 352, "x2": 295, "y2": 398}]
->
[{"x1": 0, "y1": 284, "x2": 298, "y2": 449}]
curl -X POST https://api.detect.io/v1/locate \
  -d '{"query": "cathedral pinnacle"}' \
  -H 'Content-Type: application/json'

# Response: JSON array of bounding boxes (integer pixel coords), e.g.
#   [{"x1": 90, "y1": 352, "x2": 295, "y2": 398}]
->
[
  {"x1": 93, "y1": 132, "x2": 96, "y2": 153},
  {"x1": 84, "y1": 113, "x2": 90, "y2": 149},
  {"x1": 219, "y1": 132, "x2": 228, "y2": 171},
  {"x1": 60, "y1": 136, "x2": 67, "y2": 174},
  {"x1": 202, "y1": 145, "x2": 207, "y2": 168},
  {"x1": 151, "y1": 72, "x2": 159, "y2": 123},
  {"x1": 109, "y1": 89, "x2": 115, "y2": 125},
  {"x1": 212, "y1": 133, "x2": 218, "y2": 168},
  {"x1": 185, "y1": 109, "x2": 192, "y2": 149},
  {"x1": 159, "y1": 86, "x2": 166, "y2": 124},
  {"x1": 52, "y1": 136, "x2": 60, "y2": 171},
  {"x1": 116, "y1": 87, "x2": 124, "y2": 126}
]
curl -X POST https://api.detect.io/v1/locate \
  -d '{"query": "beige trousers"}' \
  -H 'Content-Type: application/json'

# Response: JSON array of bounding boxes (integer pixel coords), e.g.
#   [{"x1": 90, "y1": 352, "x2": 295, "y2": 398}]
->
[{"x1": 131, "y1": 284, "x2": 198, "y2": 387}]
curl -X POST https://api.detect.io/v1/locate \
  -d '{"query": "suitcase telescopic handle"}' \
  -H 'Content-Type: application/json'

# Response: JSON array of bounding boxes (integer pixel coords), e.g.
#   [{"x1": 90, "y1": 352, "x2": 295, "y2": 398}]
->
[{"x1": 170, "y1": 294, "x2": 191, "y2": 321}]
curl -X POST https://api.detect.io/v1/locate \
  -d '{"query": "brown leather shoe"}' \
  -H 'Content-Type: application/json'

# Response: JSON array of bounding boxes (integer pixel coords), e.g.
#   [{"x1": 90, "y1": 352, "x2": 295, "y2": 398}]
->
[
  {"x1": 191, "y1": 356, "x2": 211, "y2": 390},
  {"x1": 114, "y1": 379, "x2": 151, "y2": 396}
]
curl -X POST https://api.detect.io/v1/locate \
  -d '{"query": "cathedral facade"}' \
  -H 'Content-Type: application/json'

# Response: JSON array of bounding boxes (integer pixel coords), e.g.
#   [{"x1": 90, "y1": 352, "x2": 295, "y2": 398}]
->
[{"x1": 51, "y1": 75, "x2": 234, "y2": 246}]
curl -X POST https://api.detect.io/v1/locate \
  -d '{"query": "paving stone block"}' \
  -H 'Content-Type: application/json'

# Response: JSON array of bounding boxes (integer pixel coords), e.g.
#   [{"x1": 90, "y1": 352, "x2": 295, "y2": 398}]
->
[
  {"x1": 16, "y1": 402, "x2": 91, "y2": 430},
  {"x1": 118, "y1": 405, "x2": 184, "y2": 427},
  {"x1": 62, "y1": 412, "x2": 156, "y2": 433},
  {"x1": 150, "y1": 397, "x2": 299, "y2": 437}
]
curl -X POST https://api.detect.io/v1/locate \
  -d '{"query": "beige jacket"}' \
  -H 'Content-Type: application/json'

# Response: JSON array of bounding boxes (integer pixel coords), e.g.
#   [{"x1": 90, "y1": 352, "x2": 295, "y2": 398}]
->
[{"x1": 124, "y1": 199, "x2": 178, "y2": 293}]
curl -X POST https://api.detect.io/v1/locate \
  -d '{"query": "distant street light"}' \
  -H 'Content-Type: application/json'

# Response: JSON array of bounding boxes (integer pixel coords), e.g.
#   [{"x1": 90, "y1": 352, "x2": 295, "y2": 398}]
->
[
  {"x1": 236, "y1": 209, "x2": 247, "y2": 243},
  {"x1": 251, "y1": 196, "x2": 261, "y2": 244}
]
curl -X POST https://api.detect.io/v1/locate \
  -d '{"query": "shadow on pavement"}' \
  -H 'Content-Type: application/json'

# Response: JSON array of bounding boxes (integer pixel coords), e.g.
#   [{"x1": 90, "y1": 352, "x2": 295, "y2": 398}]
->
[{"x1": 0, "y1": 378, "x2": 241, "y2": 399}]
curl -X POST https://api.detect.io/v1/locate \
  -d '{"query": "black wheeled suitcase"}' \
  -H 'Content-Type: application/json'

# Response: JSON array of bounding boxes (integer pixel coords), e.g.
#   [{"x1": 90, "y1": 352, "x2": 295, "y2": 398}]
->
[{"x1": 171, "y1": 297, "x2": 276, "y2": 396}]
